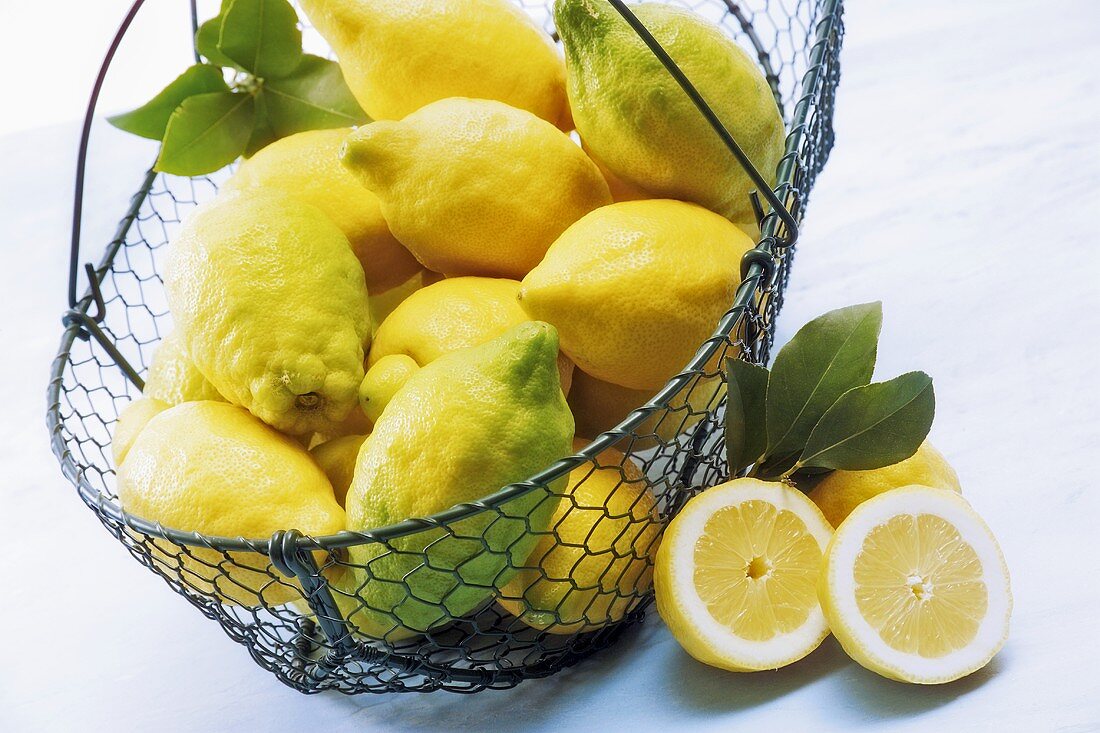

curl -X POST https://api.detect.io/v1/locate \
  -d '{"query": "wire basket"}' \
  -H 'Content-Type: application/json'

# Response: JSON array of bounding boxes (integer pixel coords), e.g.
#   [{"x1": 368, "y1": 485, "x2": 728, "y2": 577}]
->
[{"x1": 47, "y1": 0, "x2": 844, "y2": 694}]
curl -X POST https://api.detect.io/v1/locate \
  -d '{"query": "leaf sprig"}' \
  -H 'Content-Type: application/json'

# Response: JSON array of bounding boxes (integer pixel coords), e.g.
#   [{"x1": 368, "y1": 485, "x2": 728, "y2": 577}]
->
[
  {"x1": 108, "y1": 0, "x2": 368, "y2": 176},
  {"x1": 725, "y1": 302, "x2": 935, "y2": 483}
]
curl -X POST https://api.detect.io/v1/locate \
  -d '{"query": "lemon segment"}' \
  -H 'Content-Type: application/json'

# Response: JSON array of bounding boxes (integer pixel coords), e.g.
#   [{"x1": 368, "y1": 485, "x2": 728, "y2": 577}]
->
[
  {"x1": 820, "y1": 486, "x2": 1011, "y2": 683},
  {"x1": 655, "y1": 478, "x2": 833, "y2": 671}
]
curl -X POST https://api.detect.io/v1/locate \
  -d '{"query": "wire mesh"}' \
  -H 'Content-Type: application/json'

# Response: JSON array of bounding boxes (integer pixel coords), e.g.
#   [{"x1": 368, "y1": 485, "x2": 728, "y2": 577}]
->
[{"x1": 47, "y1": 0, "x2": 845, "y2": 694}]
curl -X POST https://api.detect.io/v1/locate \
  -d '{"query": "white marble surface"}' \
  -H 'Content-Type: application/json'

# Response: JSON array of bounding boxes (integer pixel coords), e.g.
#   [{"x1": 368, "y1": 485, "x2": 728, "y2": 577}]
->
[{"x1": 3, "y1": 0, "x2": 1100, "y2": 730}]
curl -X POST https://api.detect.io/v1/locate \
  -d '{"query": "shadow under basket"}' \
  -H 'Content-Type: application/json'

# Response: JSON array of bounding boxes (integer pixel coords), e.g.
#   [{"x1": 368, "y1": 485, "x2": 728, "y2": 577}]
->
[{"x1": 47, "y1": 0, "x2": 845, "y2": 694}]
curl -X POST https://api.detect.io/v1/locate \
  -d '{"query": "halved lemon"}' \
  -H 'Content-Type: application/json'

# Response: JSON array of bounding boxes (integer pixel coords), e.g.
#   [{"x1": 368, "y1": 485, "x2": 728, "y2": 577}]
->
[
  {"x1": 820, "y1": 485, "x2": 1011, "y2": 684},
  {"x1": 654, "y1": 478, "x2": 833, "y2": 671}
]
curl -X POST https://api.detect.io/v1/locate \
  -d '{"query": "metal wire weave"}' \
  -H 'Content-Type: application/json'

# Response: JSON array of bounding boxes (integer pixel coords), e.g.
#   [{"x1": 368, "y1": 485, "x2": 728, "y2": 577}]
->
[{"x1": 46, "y1": 0, "x2": 845, "y2": 694}]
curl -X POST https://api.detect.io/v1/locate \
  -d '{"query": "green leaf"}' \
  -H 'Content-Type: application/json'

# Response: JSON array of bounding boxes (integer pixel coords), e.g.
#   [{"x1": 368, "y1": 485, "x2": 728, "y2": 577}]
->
[
  {"x1": 263, "y1": 55, "x2": 370, "y2": 136},
  {"x1": 798, "y1": 371, "x2": 935, "y2": 471},
  {"x1": 219, "y1": 0, "x2": 302, "y2": 79},
  {"x1": 244, "y1": 90, "x2": 278, "y2": 157},
  {"x1": 725, "y1": 358, "x2": 769, "y2": 474},
  {"x1": 195, "y1": 15, "x2": 241, "y2": 69},
  {"x1": 108, "y1": 64, "x2": 228, "y2": 140},
  {"x1": 155, "y1": 91, "x2": 255, "y2": 176},
  {"x1": 764, "y1": 302, "x2": 882, "y2": 458}
]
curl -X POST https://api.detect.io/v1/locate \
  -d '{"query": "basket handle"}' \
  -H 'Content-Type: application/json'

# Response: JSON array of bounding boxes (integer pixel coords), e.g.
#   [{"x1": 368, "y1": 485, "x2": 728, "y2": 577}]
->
[{"x1": 64, "y1": 0, "x2": 201, "y2": 388}]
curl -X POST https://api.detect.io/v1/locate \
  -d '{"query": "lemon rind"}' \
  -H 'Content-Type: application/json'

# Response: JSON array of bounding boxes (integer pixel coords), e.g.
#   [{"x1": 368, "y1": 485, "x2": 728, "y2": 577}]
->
[{"x1": 821, "y1": 486, "x2": 1012, "y2": 684}]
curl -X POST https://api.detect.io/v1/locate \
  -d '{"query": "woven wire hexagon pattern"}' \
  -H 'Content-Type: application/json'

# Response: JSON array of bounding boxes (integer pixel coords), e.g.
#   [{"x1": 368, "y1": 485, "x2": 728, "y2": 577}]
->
[{"x1": 47, "y1": 0, "x2": 844, "y2": 694}]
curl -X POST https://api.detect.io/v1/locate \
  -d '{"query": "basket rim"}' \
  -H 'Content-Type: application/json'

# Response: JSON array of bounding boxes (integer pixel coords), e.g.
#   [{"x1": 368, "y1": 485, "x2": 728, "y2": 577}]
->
[{"x1": 47, "y1": 0, "x2": 843, "y2": 556}]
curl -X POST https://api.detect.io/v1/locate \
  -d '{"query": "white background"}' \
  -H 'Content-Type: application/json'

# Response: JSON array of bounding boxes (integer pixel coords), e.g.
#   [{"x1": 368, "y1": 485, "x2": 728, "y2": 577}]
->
[{"x1": 2, "y1": 0, "x2": 1100, "y2": 731}]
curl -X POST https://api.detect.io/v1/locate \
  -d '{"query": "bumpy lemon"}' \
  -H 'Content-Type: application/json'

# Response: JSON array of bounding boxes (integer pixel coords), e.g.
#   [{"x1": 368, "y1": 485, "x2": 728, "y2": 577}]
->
[
  {"x1": 299, "y1": 0, "x2": 570, "y2": 128},
  {"x1": 310, "y1": 433, "x2": 369, "y2": 506},
  {"x1": 556, "y1": 0, "x2": 786, "y2": 223},
  {"x1": 820, "y1": 486, "x2": 1011, "y2": 684},
  {"x1": 165, "y1": 189, "x2": 370, "y2": 436},
  {"x1": 655, "y1": 478, "x2": 833, "y2": 671},
  {"x1": 520, "y1": 200, "x2": 753, "y2": 390},
  {"x1": 343, "y1": 98, "x2": 611, "y2": 279},
  {"x1": 224, "y1": 128, "x2": 421, "y2": 294},
  {"x1": 112, "y1": 397, "x2": 169, "y2": 465},
  {"x1": 499, "y1": 439, "x2": 660, "y2": 634},
  {"x1": 142, "y1": 330, "x2": 223, "y2": 405},
  {"x1": 338, "y1": 322, "x2": 574, "y2": 639},
  {"x1": 807, "y1": 442, "x2": 961, "y2": 527},
  {"x1": 117, "y1": 401, "x2": 346, "y2": 607},
  {"x1": 358, "y1": 354, "x2": 419, "y2": 424},
  {"x1": 369, "y1": 276, "x2": 574, "y2": 393}
]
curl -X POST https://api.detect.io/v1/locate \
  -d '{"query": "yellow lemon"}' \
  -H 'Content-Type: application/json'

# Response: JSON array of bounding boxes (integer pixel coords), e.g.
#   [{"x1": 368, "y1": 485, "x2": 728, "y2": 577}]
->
[
  {"x1": 299, "y1": 0, "x2": 569, "y2": 128},
  {"x1": 358, "y1": 354, "x2": 419, "y2": 424},
  {"x1": 519, "y1": 199, "x2": 753, "y2": 390},
  {"x1": 499, "y1": 439, "x2": 660, "y2": 634},
  {"x1": 568, "y1": 367, "x2": 723, "y2": 444},
  {"x1": 310, "y1": 433, "x2": 369, "y2": 507},
  {"x1": 142, "y1": 330, "x2": 223, "y2": 405},
  {"x1": 820, "y1": 486, "x2": 1011, "y2": 683},
  {"x1": 807, "y1": 442, "x2": 961, "y2": 527},
  {"x1": 368, "y1": 268, "x2": 444, "y2": 327},
  {"x1": 112, "y1": 397, "x2": 169, "y2": 466},
  {"x1": 655, "y1": 478, "x2": 833, "y2": 671},
  {"x1": 117, "y1": 401, "x2": 346, "y2": 607},
  {"x1": 165, "y1": 189, "x2": 370, "y2": 436},
  {"x1": 338, "y1": 322, "x2": 573, "y2": 639},
  {"x1": 343, "y1": 98, "x2": 611, "y2": 279},
  {"x1": 556, "y1": 0, "x2": 786, "y2": 223},
  {"x1": 224, "y1": 128, "x2": 421, "y2": 294},
  {"x1": 369, "y1": 276, "x2": 574, "y2": 393}
]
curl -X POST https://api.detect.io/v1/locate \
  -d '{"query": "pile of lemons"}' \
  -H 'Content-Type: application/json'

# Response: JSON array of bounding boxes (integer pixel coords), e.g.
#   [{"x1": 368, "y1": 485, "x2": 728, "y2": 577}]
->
[{"x1": 113, "y1": 0, "x2": 781, "y2": 641}]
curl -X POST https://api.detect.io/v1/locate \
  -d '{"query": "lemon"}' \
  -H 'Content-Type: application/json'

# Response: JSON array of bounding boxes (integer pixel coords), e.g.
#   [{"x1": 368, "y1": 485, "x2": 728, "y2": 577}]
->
[
  {"x1": 368, "y1": 268, "x2": 444, "y2": 327},
  {"x1": 568, "y1": 367, "x2": 722, "y2": 443},
  {"x1": 142, "y1": 330, "x2": 224, "y2": 405},
  {"x1": 807, "y1": 442, "x2": 962, "y2": 527},
  {"x1": 820, "y1": 486, "x2": 1011, "y2": 683},
  {"x1": 338, "y1": 322, "x2": 574, "y2": 639},
  {"x1": 585, "y1": 142, "x2": 651, "y2": 203},
  {"x1": 224, "y1": 128, "x2": 421, "y2": 294},
  {"x1": 584, "y1": 140, "x2": 763, "y2": 242},
  {"x1": 310, "y1": 433, "x2": 369, "y2": 506},
  {"x1": 369, "y1": 276, "x2": 574, "y2": 394},
  {"x1": 165, "y1": 189, "x2": 370, "y2": 437},
  {"x1": 358, "y1": 354, "x2": 419, "y2": 424},
  {"x1": 343, "y1": 98, "x2": 611, "y2": 279},
  {"x1": 655, "y1": 478, "x2": 833, "y2": 671},
  {"x1": 112, "y1": 397, "x2": 169, "y2": 465},
  {"x1": 117, "y1": 401, "x2": 346, "y2": 607},
  {"x1": 556, "y1": 0, "x2": 786, "y2": 223},
  {"x1": 520, "y1": 199, "x2": 753, "y2": 390},
  {"x1": 299, "y1": 0, "x2": 569, "y2": 128},
  {"x1": 499, "y1": 439, "x2": 660, "y2": 634}
]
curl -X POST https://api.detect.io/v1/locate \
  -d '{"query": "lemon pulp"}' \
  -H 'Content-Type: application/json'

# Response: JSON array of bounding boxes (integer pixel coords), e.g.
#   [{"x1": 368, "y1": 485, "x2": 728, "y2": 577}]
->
[
  {"x1": 854, "y1": 513, "x2": 987, "y2": 658},
  {"x1": 695, "y1": 500, "x2": 823, "y2": 642}
]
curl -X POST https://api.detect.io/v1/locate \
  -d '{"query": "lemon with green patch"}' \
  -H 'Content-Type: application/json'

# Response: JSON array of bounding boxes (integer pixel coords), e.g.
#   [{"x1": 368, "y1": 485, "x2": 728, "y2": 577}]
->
[{"x1": 338, "y1": 322, "x2": 574, "y2": 639}]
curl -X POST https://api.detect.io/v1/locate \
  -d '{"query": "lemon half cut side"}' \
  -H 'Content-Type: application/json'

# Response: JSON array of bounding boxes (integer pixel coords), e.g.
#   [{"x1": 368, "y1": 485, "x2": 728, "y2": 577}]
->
[
  {"x1": 655, "y1": 478, "x2": 834, "y2": 671},
  {"x1": 820, "y1": 486, "x2": 1012, "y2": 684}
]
